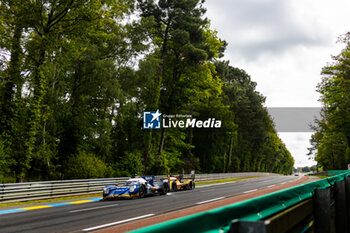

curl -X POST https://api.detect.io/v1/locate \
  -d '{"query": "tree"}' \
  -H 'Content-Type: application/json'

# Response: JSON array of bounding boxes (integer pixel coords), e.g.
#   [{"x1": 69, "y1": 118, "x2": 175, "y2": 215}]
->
[
  {"x1": 137, "y1": 0, "x2": 214, "y2": 166},
  {"x1": 312, "y1": 32, "x2": 350, "y2": 170},
  {"x1": 0, "y1": 0, "x2": 293, "y2": 182},
  {"x1": 215, "y1": 61, "x2": 294, "y2": 173}
]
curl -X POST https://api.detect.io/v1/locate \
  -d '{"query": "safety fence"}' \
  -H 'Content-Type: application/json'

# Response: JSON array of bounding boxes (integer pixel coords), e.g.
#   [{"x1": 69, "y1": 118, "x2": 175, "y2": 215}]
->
[
  {"x1": 130, "y1": 171, "x2": 350, "y2": 233},
  {"x1": 0, "y1": 172, "x2": 273, "y2": 203},
  {"x1": 0, "y1": 177, "x2": 129, "y2": 203},
  {"x1": 312, "y1": 170, "x2": 349, "y2": 177}
]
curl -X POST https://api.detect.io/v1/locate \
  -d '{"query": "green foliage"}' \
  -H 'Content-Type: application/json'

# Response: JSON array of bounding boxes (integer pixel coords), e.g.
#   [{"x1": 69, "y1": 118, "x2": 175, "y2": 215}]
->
[
  {"x1": 214, "y1": 61, "x2": 294, "y2": 174},
  {"x1": 64, "y1": 152, "x2": 111, "y2": 179},
  {"x1": 311, "y1": 32, "x2": 350, "y2": 170},
  {"x1": 0, "y1": 1, "x2": 294, "y2": 182},
  {"x1": 0, "y1": 139, "x2": 10, "y2": 183},
  {"x1": 114, "y1": 152, "x2": 144, "y2": 177}
]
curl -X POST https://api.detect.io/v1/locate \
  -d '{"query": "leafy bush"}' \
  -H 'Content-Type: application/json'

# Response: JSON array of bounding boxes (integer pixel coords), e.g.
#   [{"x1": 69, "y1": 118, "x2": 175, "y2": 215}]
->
[
  {"x1": 115, "y1": 152, "x2": 144, "y2": 177},
  {"x1": 64, "y1": 152, "x2": 110, "y2": 179}
]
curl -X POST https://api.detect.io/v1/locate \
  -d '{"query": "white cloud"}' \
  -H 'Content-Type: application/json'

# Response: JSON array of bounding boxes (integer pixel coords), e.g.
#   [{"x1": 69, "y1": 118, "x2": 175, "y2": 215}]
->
[
  {"x1": 204, "y1": 0, "x2": 350, "y2": 167},
  {"x1": 205, "y1": 0, "x2": 331, "y2": 61},
  {"x1": 279, "y1": 133, "x2": 315, "y2": 167}
]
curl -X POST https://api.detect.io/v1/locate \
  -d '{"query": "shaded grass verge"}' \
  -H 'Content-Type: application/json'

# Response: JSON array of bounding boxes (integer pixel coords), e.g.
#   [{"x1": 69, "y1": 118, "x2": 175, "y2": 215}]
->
[{"x1": 196, "y1": 176, "x2": 262, "y2": 185}]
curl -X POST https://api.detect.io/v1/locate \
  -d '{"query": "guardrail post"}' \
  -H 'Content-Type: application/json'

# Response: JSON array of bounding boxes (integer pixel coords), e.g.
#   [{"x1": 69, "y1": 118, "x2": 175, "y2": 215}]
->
[
  {"x1": 230, "y1": 220, "x2": 266, "y2": 233},
  {"x1": 346, "y1": 176, "x2": 350, "y2": 233},
  {"x1": 313, "y1": 188, "x2": 331, "y2": 233},
  {"x1": 50, "y1": 183, "x2": 53, "y2": 198},
  {"x1": 335, "y1": 180, "x2": 348, "y2": 233}
]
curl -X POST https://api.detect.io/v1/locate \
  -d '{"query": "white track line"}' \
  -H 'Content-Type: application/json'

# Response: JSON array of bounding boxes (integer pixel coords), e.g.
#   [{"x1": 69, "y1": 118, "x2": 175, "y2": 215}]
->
[
  {"x1": 82, "y1": 214, "x2": 155, "y2": 231},
  {"x1": 267, "y1": 185, "x2": 275, "y2": 188},
  {"x1": 70, "y1": 204, "x2": 119, "y2": 213},
  {"x1": 196, "y1": 197, "x2": 225, "y2": 205},
  {"x1": 281, "y1": 182, "x2": 286, "y2": 184},
  {"x1": 243, "y1": 189, "x2": 258, "y2": 194}
]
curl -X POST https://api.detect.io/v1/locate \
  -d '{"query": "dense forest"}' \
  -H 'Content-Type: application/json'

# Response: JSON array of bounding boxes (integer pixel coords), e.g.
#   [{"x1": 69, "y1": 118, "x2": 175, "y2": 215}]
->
[
  {"x1": 0, "y1": 0, "x2": 294, "y2": 183},
  {"x1": 309, "y1": 32, "x2": 350, "y2": 170}
]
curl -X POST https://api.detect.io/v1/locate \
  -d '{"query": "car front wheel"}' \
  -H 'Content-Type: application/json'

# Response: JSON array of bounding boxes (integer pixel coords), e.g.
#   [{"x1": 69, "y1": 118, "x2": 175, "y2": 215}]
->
[{"x1": 161, "y1": 183, "x2": 169, "y2": 195}]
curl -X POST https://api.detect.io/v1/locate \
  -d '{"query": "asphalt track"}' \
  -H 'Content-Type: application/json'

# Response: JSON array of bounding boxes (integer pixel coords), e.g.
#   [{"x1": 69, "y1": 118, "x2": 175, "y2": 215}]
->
[{"x1": 0, "y1": 176, "x2": 302, "y2": 233}]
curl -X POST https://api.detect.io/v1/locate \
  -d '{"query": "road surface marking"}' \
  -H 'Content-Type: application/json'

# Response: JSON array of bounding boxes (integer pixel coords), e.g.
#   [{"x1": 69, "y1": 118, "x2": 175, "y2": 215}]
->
[
  {"x1": 82, "y1": 214, "x2": 155, "y2": 231},
  {"x1": 196, "y1": 197, "x2": 225, "y2": 205},
  {"x1": 281, "y1": 182, "x2": 286, "y2": 185},
  {"x1": 0, "y1": 198, "x2": 102, "y2": 215},
  {"x1": 69, "y1": 200, "x2": 94, "y2": 204},
  {"x1": 0, "y1": 209, "x2": 27, "y2": 215},
  {"x1": 49, "y1": 203, "x2": 74, "y2": 207},
  {"x1": 70, "y1": 204, "x2": 119, "y2": 213},
  {"x1": 20, "y1": 206, "x2": 51, "y2": 210},
  {"x1": 267, "y1": 185, "x2": 275, "y2": 188},
  {"x1": 243, "y1": 189, "x2": 258, "y2": 194}
]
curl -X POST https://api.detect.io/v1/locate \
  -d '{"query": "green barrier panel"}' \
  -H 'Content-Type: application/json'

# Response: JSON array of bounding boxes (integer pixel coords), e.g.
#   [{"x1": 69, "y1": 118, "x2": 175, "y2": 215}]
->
[
  {"x1": 129, "y1": 172, "x2": 350, "y2": 233},
  {"x1": 328, "y1": 170, "x2": 349, "y2": 176}
]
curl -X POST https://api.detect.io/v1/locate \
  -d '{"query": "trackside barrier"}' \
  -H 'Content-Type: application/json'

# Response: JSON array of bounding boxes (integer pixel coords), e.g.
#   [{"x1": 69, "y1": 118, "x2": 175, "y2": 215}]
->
[
  {"x1": 129, "y1": 171, "x2": 350, "y2": 233},
  {"x1": 313, "y1": 170, "x2": 348, "y2": 176},
  {"x1": 327, "y1": 170, "x2": 349, "y2": 176},
  {"x1": 0, "y1": 172, "x2": 273, "y2": 203},
  {"x1": 0, "y1": 177, "x2": 129, "y2": 203}
]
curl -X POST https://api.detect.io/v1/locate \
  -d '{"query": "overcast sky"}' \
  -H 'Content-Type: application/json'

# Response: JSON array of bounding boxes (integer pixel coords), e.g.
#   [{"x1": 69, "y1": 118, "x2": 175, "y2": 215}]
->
[{"x1": 204, "y1": 0, "x2": 350, "y2": 167}]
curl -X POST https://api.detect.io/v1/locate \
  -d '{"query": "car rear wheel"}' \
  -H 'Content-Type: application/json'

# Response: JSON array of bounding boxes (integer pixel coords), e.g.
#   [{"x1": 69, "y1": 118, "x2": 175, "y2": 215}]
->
[
  {"x1": 172, "y1": 182, "x2": 177, "y2": 192},
  {"x1": 188, "y1": 181, "x2": 193, "y2": 190},
  {"x1": 139, "y1": 185, "x2": 146, "y2": 198}
]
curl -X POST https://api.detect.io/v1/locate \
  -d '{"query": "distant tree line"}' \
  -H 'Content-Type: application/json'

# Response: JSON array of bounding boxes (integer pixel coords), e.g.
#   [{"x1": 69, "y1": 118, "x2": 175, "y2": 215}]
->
[
  {"x1": 293, "y1": 165, "x2": 317, "y2": 173},
  {"x1": 0, "y1": 0, "x2": 294, "y2": 183},
  {"x1": 309, "y1": 32, "x2": 350, "y2": 170}
]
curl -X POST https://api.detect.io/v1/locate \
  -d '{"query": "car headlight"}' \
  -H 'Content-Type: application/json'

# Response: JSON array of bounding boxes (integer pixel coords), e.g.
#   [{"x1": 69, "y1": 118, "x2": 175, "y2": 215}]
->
[
  {"x1": 129, "y1": 185, "x2": 137, "y2": 192},
  {"x1": 103, "y1": 187, "x2": 110, "y2": 194}
]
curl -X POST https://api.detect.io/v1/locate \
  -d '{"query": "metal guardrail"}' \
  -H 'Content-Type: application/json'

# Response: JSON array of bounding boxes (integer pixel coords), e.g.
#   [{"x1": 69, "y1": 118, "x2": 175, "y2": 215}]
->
[
  {"x1": 0, "y1": 172, "x2": 273, "y2": 203},
  {"x1": 0, "y1": 177, "x2": 129, "y2": 203}
]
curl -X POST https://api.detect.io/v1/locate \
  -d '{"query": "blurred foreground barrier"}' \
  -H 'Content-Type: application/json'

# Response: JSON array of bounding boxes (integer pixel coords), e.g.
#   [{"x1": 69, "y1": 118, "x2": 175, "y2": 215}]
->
[
  {"x1": 0, "y1": 172, "x2": 271, "y2": 203},
  {"x1": 313, "y1": 170, "x2": 349, "y2": 176},
  {"x1": 130, "y1": 171, "x2": 350, "y2": 233}
]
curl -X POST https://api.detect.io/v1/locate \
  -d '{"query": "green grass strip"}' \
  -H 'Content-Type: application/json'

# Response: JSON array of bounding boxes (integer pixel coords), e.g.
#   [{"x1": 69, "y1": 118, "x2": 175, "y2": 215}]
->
[
  {"x1": 314, "y1": 175, "x2": 329, "y2": 179},
  {"x1": 196, "y1": 176, "x2": 262, "y2": 185}
]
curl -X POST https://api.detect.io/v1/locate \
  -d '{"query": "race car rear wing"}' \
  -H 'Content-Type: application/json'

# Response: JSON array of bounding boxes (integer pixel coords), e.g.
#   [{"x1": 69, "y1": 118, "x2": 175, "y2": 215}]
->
[
  {"x1": 178, "y1": 174, "x2": 195, "y2": 181},
  {"x1": 142, "y1": 176, "x2": 155, "y2": 186}
]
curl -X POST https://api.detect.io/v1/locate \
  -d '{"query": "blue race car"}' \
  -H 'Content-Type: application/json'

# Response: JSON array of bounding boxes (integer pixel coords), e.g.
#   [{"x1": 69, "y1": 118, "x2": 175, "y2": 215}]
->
[{"x1": 102, "y1": 176, "x2": 169, "y2": 200}]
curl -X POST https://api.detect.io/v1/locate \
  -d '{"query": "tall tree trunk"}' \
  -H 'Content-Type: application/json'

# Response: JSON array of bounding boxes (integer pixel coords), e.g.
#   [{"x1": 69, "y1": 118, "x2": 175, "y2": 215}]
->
[
  {"x1": 158, "y1": 127, "x2": 166, "y2": 157},
  {"x1": 24, "y1": 33, "x2": 48, "y2": 181},
  {"x1": 2, "y1": 24, "x2": 23, "y2": 182},
  {"x1": 143, "y1": 19, "x2": 171, "y2": 169},
  {"x1": 185, "y1": 104, "x2": 194, "y2": 156},
  {"x1": 1, "y1": 24, "x2": 22, "y2": 135},
  {"x1": 226, "y1": 135, "x2": 233, "y2": 172}
]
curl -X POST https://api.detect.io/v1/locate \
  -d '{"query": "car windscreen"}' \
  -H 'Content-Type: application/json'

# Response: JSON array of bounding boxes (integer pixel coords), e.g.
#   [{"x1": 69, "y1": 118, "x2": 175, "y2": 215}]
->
[{"x1": 125, "y1": 181, "x2": 138, "y2": 185}]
